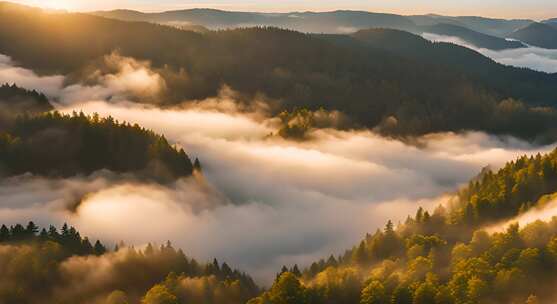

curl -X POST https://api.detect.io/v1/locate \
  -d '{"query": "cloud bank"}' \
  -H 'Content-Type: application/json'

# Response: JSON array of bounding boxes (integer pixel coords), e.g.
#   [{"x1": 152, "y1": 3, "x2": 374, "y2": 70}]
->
[
  {"x1": 423, "y1": 32, "x2": 557, "y2": 73},
  {"x1": 1, "y1": 53, "x2": 556, "y2": 284},
  {"x1": 0, "y1": 54, "x2": 64, "y2": 96}
]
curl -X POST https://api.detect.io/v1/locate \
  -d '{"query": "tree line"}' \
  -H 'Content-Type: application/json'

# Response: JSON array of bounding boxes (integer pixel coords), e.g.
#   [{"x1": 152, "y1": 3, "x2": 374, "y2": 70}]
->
[
  {"x1": 0, "y1": 222, "x2": 259, "y2": 304},
  {"x1": 2, "y1": 4, "x2": 557, "y2": 141},
  {"x1": 0, "y1": 111, "x2": 197, "y2": 180},
  {"x1": 248, "y1": 148, "x2": 557, "y2": 304}
]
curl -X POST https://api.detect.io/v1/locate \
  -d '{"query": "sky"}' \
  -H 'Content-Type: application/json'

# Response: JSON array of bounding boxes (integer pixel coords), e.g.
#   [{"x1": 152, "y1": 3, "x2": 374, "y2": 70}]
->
[{"x1": 11, "y1": 0, "x2": 557, "y2": 20}]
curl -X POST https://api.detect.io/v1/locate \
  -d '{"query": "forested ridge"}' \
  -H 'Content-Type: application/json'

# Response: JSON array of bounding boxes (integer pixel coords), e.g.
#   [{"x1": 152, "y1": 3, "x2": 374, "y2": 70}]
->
[
  {"x1": 348, "y1": 28, "x2": 557, "y2": 105},
  {"x1": 419, "y1": 23, "x2": 525, "y2": 50},
  {"x1": 93, "y1": 7, "x2": 535, "y2": 43},
  {"x1": 0, "y1": 222, "x2": 259, "y2": 304},
  {"x1": 248, "y1": 148, "x2": 557, "y2": 304},
  {"x1": 2, "y1": 2, "x2": 557, "y2": 141},
  {"x1": 0, "y1": 111, "x2": 195, "y2": 180},
  {"x1": 0, "y1": 83, "x2": 52, "y2": 112},
  {"x1": 510, "y1": 23, "x2": 557, "y2": 49},
  {"x1": 0, "y1": 83, "x2": 53, "y2": 128},
  {"x1": 5, "y1": 144, "x2": 557, "y2": 303}
]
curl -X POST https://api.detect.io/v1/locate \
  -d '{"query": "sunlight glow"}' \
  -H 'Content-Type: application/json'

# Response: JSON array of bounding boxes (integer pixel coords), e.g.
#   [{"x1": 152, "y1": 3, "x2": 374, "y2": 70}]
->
[{"x1": 42, "y1": 0, "x2": 75, "y2": 11}]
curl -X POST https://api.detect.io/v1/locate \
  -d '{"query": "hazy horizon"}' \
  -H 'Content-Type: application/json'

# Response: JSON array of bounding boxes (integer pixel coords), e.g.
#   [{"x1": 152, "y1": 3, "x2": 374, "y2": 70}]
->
[{"x1": 8, "y1": 0, "x2": 557, "y2": 21}]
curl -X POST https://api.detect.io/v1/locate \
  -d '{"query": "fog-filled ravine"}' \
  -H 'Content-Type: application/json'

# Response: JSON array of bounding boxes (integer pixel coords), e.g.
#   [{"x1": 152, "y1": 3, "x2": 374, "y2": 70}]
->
[
  {"x1": 1, "y1": 52, "x2": 555, "y2": 285},
  {"x1": 422, "y1": 32, "x2": 557, "y2": 73}
]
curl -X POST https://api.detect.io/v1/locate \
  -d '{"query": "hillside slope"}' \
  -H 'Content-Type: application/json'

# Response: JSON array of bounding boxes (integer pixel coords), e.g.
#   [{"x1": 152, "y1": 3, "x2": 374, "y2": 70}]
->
[
  {"x1": 409, "y1": 14, "x2": 533, "y2": 37},
  {"x1": 95, "y1": 8, "x2": 536, "y2": 48},
  {"x1": 2, "y1": 3, "x2": 557, "y2": 141},
  {"x1": 249, "y1": 148, "x2": 557, "y2": 304},
  {"x1": 421, "y1": 23, "x2": 525, "y2": 50},
  {"x1": 0, "y1": 222, "x2": 259, "y2": 304},
  {"x1": 0, "y1": 83, "x2": 52, "y2": 124},
  {"x1": 510, "y1": 22, "x2": 557, "y2": 49},
  {"x1": 349, "y1": 28, "x2": 557, "y2": 107},
  {"x1": 0, "y1": 111, "x2": 195, "y2": 180},
  {"x1": 93, "y1": 8, "x2": 417, "y2": 32}
]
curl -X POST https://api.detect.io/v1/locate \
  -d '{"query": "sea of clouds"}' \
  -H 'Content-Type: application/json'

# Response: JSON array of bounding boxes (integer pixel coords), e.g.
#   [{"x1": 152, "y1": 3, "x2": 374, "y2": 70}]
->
[{"x1": 0, "y1": 53, "x2": 555, "y2": 283}]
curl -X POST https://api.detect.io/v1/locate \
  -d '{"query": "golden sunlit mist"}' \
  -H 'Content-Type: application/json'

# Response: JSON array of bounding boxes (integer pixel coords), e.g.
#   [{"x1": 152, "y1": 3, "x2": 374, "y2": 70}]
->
[{"x1": 41, "y1": 0, "x2": 75, "y2": 11}]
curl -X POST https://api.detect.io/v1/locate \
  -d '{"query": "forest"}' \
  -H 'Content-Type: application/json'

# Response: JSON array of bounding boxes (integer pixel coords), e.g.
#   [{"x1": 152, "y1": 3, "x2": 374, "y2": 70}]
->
[
  {"x1": 0, "y1": 83, "x2": 52, "y2": 113},
  {"x1": 1, "y1": 2, "x2": 557, "y2": 142},
  {"x1": 0, "y1": 83, "x2": 52, "y2": 127},
  {"x1": 4, "y1": 142, "x2": 557, "y2": 303},
  {"x1": 0, "y1": 222, "x2": 259, "y2": 304},
  {"x1": 0, "y1": 111, "x2": 196, "y2": 180},
  {"x1": 248, "y1": 148, "x2": 557, "y2": 304},
  {"x1": 3, "y1": 2, "x2": 557, "y2": 304}
]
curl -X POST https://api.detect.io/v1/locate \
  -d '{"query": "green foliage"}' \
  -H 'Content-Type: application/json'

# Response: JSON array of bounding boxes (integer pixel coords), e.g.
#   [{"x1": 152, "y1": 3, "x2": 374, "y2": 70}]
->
[
  {"x1": 391, "y1": 285, "x2": 413, "y2": 304},
  {"x1": 269, "y1": 272, "x2": 307, "y2": 304},
  {"x1": 249, "y1": 272, "x2": 307, "y2": 304},
  {"x1": 0, "y1": 221, "x2": 105, "y2": 256},
  {"x1": 360, "y1": 280, "x2": 387, "y2": 304},
  {"x1": 142, "y1": 285, "x2": 178, "y2": 304},
  {"x1": 263, "y1": 149, "x2": 557, "y2": 304},
  {"x1": 277, "y1": 109, "x2": 314, "y2": 140},
  {"x1": 0, "y1": 222, "x2": 258, "y2": 304},
  {"x1": 0, "y1": 111, "x2": 194, "y2": 180},
  {"x1": 453, "y1": 151, "x2": 557, "y2": 224}
]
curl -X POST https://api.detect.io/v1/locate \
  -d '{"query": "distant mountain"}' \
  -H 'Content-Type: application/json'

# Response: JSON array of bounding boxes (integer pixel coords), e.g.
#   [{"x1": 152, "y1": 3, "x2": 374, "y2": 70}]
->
[
  {"x1": 165, "y1": 22, "x2": 210, "y2": 34},
  {"x1": 510, "y1": 22, "x2": 557, "y2": 49},
  {"x1": 93, "y1": 9, "x2": 417, "y2": 33},
  {"x1": 409, "y1": 14, "x2": 533, "y2": 37},
  {"x1": 3, "y1": 2, "x2": 557, "y2": 141},
  {"x1": 421, "y1": 23, "x2": 525, "y2": 50},
  {"x1": 544, "y1": 18, "x2": 557, "y2": 26},
  {"x1": 347, "y1": 28, "x2": 557, "y2": 103},
  {"x1": 92, "y1": 8, "x2": 541, "y2": 51}
]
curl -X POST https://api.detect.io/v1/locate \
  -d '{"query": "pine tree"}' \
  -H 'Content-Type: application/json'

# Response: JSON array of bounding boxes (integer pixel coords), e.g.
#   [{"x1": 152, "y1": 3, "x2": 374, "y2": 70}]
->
[
  {"x1": 25, "y1": 221, "x2": 39, "y2": 237},
  {"x1": 291, "y1": 264, "x2": 302, "y2": 277},
  {"x1": 94, "y1": 240, "x2": 106, "y2": 255},
  {"x1": 193, "y1": 157, "x2": 202, "y2": 172}
]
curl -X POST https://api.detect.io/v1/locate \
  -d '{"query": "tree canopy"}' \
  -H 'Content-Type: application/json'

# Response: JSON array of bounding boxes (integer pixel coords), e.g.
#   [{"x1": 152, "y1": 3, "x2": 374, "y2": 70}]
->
[
  {"x1": 2, "y1": 4, "x2": 557, "y2": 141},
  {"x1": 0, "y1": 222, "x2": 258, "y2": 304},
  {"x1": 0, "y1": 111, "x2": 194, "y2": 180},
  {"x1": 248, "y1": 148, "x2": 557, "y2": 304}
]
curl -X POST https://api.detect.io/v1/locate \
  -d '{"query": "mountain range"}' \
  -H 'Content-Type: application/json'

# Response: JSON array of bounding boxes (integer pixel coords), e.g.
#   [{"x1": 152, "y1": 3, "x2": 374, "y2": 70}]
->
[
  {"x1": 93, "y1": 8, "x2": 557, "y2": 50},
  {"x1": 2, "y1": 1, "x2": 557, "y2": 142},
  {"x1": 511, "y1": 22, "x2": 557, "y2": 49}
]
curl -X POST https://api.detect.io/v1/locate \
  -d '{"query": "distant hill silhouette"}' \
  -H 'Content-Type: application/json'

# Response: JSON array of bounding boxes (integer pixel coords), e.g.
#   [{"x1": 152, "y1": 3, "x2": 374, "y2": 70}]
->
[
  {"x1": 93, "y1": 7, "x2": 536, "y2": 50},
  {"x1": 2, "y1": 2, "x2": 557, "y2": 141},
  {"x1": 421, "y1": 23, "x2": 525, "y2": 50},
  {"x1": 511, "y1": 22, "x2": 557, "y2": 49}
]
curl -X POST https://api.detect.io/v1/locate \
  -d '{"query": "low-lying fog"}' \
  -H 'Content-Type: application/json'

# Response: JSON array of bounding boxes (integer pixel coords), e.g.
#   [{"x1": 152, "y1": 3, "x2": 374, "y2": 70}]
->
[
  {"x1": 0, "y1": 53, "x2": 555, "y2": 284},
  {"x1": 422, "y1": 32, "x2": 557, "y2": 73}
]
